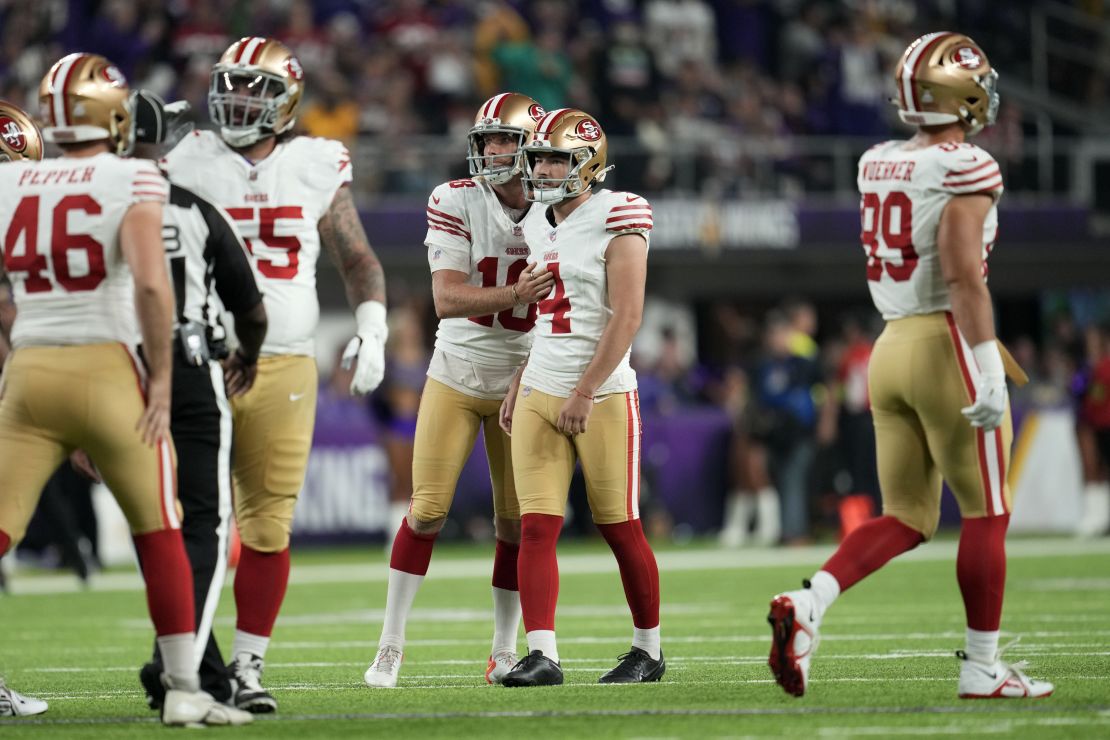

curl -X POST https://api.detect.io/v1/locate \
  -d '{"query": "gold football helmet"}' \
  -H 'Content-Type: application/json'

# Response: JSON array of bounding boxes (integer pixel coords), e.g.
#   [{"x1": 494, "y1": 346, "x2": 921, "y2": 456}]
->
[
  {"x1": 522, "y1": 108, "x2": 612, "y2": 204},
  {"x1": 467, "y1": 92, "x2": 546, "y2": 185},
  {"x1": 38, "y1": 53, "x2": 134, "y2": 155},
  {"x1": 894, "y1": 32, "x2": 999, "y2": 134},
  {"x1": 0, "y1": 100, "x2": 44, "y2": 162},
  {"x1": 209, "y1": 36, "x2": 305, "y2": 147}
]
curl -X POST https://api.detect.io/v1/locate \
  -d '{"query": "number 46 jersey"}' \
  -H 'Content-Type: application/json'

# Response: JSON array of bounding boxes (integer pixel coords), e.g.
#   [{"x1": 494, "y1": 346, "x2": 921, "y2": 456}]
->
[
  {"x1": 858, "y1": 140, "x2": 1002, "y2": 320},
  {"x1": 161, "y1": 130, "x2": 351, "y2": 356}
]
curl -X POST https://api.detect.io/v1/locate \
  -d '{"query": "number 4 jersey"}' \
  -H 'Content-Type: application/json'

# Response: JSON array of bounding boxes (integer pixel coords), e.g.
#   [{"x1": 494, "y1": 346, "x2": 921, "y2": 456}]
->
[
  {"x1": 161, "y1": 130, "x2": 351, "y2": 356},
  {"x1": 0, "y1": 152, "x2": 168, "y2": 348},
  {"x1": 425, "y1": 177, "x2": 536, "y2": 398},
  {"x1": 858, "y1": 140, "x2": 1002, "y2": 319}
]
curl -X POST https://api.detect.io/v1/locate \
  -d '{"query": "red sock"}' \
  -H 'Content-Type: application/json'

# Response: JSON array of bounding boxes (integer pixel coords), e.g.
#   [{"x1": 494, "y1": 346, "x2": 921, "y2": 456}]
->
[
  {"x1": 518, "y1": 513, "x2": 562, "y2": 632},
  {"x1": 234, "y1": 546, "x2": 290, "y2": 637},
  {"x1": 389, "y1": 519, "x2": 437, "y2": 575},
  {"x1": 133, "y1": 529, "x2": 195, "y2": 635},
  {"x1": 597, "y1": 520, "x2": 660, "y2": 629},
  {"x1": 822, "y1": 515, "x2": 924, "y2": 592},
  {"x1": 492, "y1": 538, "x2": 519, "y2": 591},
  {"x1": 0, "y1": 529, "x2": 10, "y2": 557},
  {"x1": 958, "y1": 514, "x2": 1009, "y2": 631}
]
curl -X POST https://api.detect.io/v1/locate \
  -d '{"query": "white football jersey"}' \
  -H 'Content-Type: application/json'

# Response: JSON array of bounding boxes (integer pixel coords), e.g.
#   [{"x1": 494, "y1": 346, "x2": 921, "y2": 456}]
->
[
  {"x1": 520, "y1": 189, "x2": 652, "y2": 398},
  {"x1": 161, "y1": 130, "x2": 352, "y2": 356},
  {"x1": 0, "y1": 153, "x2": 169, "y2": 348},
  {"x1": 425, "y1": 176, "x2": 536, "y2": 396},
  {"x1": 857, "y1": 140, "x2": 1002, "y2": 320}
]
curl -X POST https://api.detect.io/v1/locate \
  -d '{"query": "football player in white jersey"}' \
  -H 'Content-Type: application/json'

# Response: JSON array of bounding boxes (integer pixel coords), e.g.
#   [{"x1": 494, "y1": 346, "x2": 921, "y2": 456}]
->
[
  {"x1": 498, "y1": 109, "x2": 664, "y2": 687},
  {"x1": 363, "y1": 93, "x2": 554, "y2": 688},
  {"x1": 0, "y1": 55, "x2": 250, "y2": 726},
  {"x1": 0, "y1": 99, "x2": 49, "y2": 721},
  {"x1": 160, "y1": 36, "x2": 388, "y2": 712},
  {"x1": 767, "y1": 33, "x2": 1053, "y2": 700}
]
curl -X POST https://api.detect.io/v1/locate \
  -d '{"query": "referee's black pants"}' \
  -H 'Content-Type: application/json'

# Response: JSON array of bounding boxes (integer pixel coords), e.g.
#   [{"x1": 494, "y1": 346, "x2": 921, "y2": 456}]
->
[{"x1": 148, "y1": 355, "x2": 234, "y2": 701}]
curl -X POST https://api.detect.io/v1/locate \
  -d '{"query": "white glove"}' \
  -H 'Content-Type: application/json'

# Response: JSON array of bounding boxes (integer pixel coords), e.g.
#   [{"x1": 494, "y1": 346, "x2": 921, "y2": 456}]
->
[
  {"x1": 960, "y1": 340, "x2": 1007, "y2": 430},
  {"x1": 342, "y1": 301, "x2": 388, "y2": 395}
]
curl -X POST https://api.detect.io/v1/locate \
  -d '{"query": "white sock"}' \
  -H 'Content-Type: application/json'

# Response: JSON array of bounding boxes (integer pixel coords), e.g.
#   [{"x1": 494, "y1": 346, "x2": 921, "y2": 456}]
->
[
  {"x1": 719, "y1": 492, "x2": 754, "y2": 547},
  {"x1": 755, "y1": 487, "x2": 781, "y2": 546},
  {"x1": 632, "y1": 625, "x2": 661, "y2": 660},
  {"x1": 379, "y1": 568, "x2": 425, "y2": 649},
  {"x1": 526, "y1": 629, "x2": 559, "y2": 663},
  {"x1": 808, "y1": 570, "x2": 841, "y2": 616},
  {"x1": 1079, "y1": 482, "x2": 1110, "y2": 537},
  {"x1": 965, "y1": 628, "x2": 1000, "y2": 665},
  {"x1": 158, "y1": 633, "x2": 199, "y2": 691},
  {"x1": 231, "y1": 631, "x2": 270, "y2": 661},
  {"x1": 491, "y1": 586, "x2": 521, "y2": 655}
]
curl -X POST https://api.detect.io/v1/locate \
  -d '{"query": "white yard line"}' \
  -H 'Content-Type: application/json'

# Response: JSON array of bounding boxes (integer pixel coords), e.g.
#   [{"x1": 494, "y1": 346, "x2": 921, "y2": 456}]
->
[{"x1": 7, "y1": 537, "x2": 1110, "y2": 596}]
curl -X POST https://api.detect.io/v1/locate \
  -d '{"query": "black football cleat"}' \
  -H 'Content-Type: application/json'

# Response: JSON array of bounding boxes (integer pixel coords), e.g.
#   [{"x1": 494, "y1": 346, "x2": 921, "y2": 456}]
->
[
  {"x1": 500, "y1": 650, "x2": 564, "y2": 687},
  {"x1": 139, "y1": 662, "x2": 166, "y2": 710},
  {"x1": 598, "y1": 647, "x2": 666, "y2": 684}
]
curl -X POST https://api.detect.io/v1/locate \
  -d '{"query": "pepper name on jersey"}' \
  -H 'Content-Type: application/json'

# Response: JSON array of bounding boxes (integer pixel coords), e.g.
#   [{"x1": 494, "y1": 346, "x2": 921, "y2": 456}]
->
[
  {"x1": 0, "y1": 152, "x2": 169, "y2": 348},
  {"x1": 425, "y1": 177, "x2": 536, "y2": 376},
  {"x1": 858, "y1": 140, "x2": 1002, "y2": 320},
  {"x1": 520, "y1": 190, "x2": 652, "y2": 398},
  {"x1": 160, "y1": 129, "x2": 351, "y2": 356}
]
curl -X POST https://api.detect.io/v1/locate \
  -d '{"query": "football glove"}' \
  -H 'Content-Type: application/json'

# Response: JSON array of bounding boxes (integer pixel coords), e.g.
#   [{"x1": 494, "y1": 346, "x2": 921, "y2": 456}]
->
[
  {"x1": 960, "y1": 340, "x2": 1007, "y2": 430},
  {"x1": 342, "y1": 300, "x2": 388, "y2": 395}
]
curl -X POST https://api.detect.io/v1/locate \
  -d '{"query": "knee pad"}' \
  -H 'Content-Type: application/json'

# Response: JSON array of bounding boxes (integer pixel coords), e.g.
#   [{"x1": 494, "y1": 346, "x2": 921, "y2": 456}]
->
[{"x1": 237, "y1": 517, "x2": 290, "y2": 553}]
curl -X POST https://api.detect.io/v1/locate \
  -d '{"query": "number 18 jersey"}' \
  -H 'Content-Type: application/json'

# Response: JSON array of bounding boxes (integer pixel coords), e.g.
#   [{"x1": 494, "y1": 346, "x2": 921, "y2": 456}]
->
[{"x1": 857, "y1": 140, "x2": 1002, "y2": 320}]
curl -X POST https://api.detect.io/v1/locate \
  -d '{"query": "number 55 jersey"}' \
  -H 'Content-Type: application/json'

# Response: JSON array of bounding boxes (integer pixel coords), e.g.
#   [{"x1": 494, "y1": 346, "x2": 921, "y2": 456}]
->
[
  {"x1": 858, "y1": 141, "x2": 1002, "y2": 320},
  {"x1": 161, "y1": 129, "x2": 351, "y2": 356}
]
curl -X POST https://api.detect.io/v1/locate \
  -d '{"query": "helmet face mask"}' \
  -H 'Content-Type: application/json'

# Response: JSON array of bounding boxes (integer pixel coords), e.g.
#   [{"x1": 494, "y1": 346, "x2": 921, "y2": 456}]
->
[
  {"x1": 521, "y1": 109, "x2": 611, "y2": 204},
  {"x1": 467, "y1": 93, "x2": 545, "y2": 185},
  {"x1": 894, "y1": 32, "x2": 999, "y2": 136},
  {"x1": 208, "y1": 37, "x2": 304, "y2": 148}
]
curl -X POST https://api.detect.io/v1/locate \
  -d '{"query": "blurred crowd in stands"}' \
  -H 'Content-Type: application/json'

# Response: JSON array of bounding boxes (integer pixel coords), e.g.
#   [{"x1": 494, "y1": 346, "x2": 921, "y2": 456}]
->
[{"x1": 2, "y1": 0, "x2": 1100, "y2": 197}]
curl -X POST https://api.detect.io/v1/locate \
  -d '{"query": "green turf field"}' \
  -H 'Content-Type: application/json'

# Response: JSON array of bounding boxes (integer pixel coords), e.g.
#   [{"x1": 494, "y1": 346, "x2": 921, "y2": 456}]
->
[{"x1": 2, "y1": 537, "x2": 1109, "y2": 737}]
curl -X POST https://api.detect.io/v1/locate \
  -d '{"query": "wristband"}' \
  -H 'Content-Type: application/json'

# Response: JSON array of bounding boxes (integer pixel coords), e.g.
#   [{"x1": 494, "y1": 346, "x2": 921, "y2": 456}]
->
[
  {"x1": 511, "y1": 285, "x2": 521, "y2": 306},
  {"x1": 573, "y1": 387, "x2": 594, "y2": 400},
  {"x1": 971, "y1": 340, "x2": 1004, "y2": 379}
]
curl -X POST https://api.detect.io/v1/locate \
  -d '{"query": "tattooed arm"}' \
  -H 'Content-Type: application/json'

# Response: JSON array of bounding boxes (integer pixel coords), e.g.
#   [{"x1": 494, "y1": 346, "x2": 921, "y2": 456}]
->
[
  {"x1": 319, "y1": 185, "x2": 386, "y2": 307},
  {"x1": 319, "y1": 185, "x2": 388, "y2": 394}
]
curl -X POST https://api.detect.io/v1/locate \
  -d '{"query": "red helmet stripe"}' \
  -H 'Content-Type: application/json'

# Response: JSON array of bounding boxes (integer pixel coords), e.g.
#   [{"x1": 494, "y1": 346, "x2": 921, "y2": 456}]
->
[
  {"x1": 899, "y1": 32, "x2": 953, "y2": 112},
  {"x1": 491, "y1": 93, "x2": 510, "y2": 119},
  {"x1": 235, "y1": 37, "x2": 254, "y2": 63},
  {"x1": 536, "y1": 108, "x2": 573, "y2": 139},
  {"x1": 52, "y1": 54, "x2": 87, "y2": 127},
  {"x1": 248, "y1": 38, "x2": 267, "y2": 65}
]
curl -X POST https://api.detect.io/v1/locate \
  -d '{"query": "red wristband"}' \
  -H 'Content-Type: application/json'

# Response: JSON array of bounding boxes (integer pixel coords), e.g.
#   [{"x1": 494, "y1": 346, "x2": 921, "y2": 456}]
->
[{"x1": 573, "y1": 387, "x2": 593, "y2": 400}]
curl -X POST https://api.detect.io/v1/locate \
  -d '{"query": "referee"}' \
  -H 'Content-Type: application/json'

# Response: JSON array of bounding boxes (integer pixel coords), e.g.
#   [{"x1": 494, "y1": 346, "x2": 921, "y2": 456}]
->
[{"x1": 131, "y1": 91, "x2": 268, "y2": 708}]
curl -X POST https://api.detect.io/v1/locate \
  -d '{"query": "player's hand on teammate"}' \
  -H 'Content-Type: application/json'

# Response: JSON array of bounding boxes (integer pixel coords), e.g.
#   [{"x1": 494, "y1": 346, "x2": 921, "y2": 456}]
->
[
  {"x1": 138, "y1": 375, "x2": 172, "y2": 446},
  {"x1": 223, "y1": 349, "x2": 258, "y2": 398},
  {"x1": 69, "y1": 449, "x2": 103, "y2": 483},
  {"x1": 513, "y1": 262, "x2": 555, "y2": 304},
  {"x1": 961, "y1": 374, "x2": 1007, "y2": 430},
  {"x1": 344, "y1": 301, "x2": 388, "y2": 396},
  {"x1": 557, "y1": 390, "x2": 594, "y2": 435}
]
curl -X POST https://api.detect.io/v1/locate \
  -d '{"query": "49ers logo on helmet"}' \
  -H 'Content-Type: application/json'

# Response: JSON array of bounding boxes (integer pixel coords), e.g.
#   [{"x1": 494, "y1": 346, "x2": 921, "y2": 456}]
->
[
  {"x1": 573, "y1": 118, "x2": 601, "y2": 142},
  {"x1": 101, "y1": 65, "x2": 126, "y2": 86},
  {"x1": 953, "y1": 46, "x2": 983, "y2": 70},
  {"x1": 0, "y1": 116, "x2": 26, "y2": 152},
  {"x1": 285, "y1": 56, "x2": 304, "y2": 81},
  {"x1": 528, "y1": 104, "x2": 546, "y2": 122}
]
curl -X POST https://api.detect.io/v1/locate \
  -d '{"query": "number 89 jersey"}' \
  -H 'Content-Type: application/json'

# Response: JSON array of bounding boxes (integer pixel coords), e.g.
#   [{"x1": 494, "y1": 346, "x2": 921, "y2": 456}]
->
[
  {"x1": 426, "y1": 177, "x2": 536, "y2": 372},
  {"x1": 161, "y1": 129, "x2": 352, "y2": 356},
  {"x1": 857, "y1": 140, "x2": 1002, "y2": 320}
]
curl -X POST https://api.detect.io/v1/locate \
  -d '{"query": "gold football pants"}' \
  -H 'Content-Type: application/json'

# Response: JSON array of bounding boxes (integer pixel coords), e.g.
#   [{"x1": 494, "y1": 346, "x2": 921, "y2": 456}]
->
[
  {"x1": 230, "y1": 355, "x2": 317, "y2": 552},
  {"x1": 869, "y1": 312, "x2": 1013, "y2": 539},
  {"x1": 0, "y1": 343, "x2": 178, "y2": 544},
  {"x1": 410, "y1": 378, "x2": 518, "y2": 522},
  {"x1": 511, "y1": 386, "x2": 642, "y2": 525}
]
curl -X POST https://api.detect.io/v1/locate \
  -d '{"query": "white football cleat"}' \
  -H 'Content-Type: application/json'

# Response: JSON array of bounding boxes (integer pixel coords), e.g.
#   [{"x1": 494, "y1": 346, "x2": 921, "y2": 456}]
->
[
  {"x1": 957, "y1": 641, "x2": 1054, "y2": 699},
  {"x1": 162, "y1": 689, "x2": 253, "y2": 727},
  {"x1": 485, "y1": 650, "x2": 519, "y2": 685},
  {"x1": 0, "y1": 678, "x2": 48, "y2": 717},
  {"x1": 767, "y1": 588, "x2": 822, "y2": 697},
  {"x1": 364, "y1": 645, "x2": 403, "y2": 688}
]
